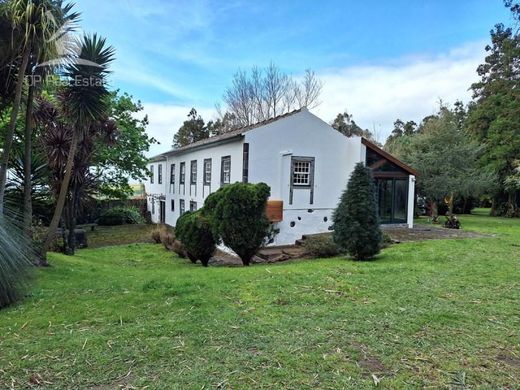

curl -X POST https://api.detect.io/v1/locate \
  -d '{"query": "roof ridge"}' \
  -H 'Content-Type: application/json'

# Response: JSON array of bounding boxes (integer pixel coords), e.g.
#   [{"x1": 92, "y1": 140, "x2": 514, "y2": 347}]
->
[{"x1": 150, "y1": 107, "x2": 306, "y2": 159}]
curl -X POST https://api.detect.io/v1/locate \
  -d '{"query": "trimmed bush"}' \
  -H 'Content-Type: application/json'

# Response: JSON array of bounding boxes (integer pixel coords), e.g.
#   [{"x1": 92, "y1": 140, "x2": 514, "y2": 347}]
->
[
  {"x1": 176, "y1": 211, "x2": 216, "y2": 266},
  {"x1": 98, "y1": 206, "x2": 145, "y2": 226},
  {"x1": 303, "y1": 235, "x2": 341, "y2": 258},
  {"x1": 204, "y1": 182, "x2": 271, "y2": 266},
  {"x1": 333, "y1": 162, "x2": 382, "y2": 260}
]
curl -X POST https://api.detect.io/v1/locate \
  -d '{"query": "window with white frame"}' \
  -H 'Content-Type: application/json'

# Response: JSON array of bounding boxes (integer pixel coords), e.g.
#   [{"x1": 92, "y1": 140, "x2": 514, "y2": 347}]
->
[
  {"x1": 158, "y1": 164, "x2": 163, "y2": 184},
  {"x1": 150, "y1": 165, "x2": 154, "y2": 184},
  {"x1": 190, "y1": 160, "x2": 197, "y2": 184},
  {"x1": 203, "y1": 158, "x2": 212, "y2": 185},
  {"x1": 221, "y1": 156, "x2": 231, "y2": 186},
  {"x1": 180, "y1": 199, "x2": 185, "y2": 215},
  {"x1": 292, "y1": 159, "x2": 312, "y2": 186},
  {"x1": 190, "y1": 201, "x2": 197, "y2": 211}
]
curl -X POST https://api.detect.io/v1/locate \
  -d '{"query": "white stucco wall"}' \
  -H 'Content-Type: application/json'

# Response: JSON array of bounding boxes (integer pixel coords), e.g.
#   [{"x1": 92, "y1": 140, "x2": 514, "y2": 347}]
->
[
  {"x1": 143, "y1": 109, "x2": 416, "y2": 247},
  {"x1": 245, "y1": 109, "x2": 364, "y2": 245},
  {"x1": 145, "y1": 139, "x2": 244, "y2": 226}
]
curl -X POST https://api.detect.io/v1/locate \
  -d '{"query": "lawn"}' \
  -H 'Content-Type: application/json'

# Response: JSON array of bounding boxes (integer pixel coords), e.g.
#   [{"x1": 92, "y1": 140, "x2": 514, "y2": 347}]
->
[{"x1": 1, "y1": 212, "x2": 519, "y2": 389}]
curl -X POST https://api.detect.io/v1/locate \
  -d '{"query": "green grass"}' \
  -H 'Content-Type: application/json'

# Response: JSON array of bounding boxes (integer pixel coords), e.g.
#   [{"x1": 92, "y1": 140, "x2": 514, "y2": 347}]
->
[
  {"x1": 1, "y1": 212, "x2": 519, "y2": 389},
  {"x1": 87, "y1": 224, "x2": 156, "y2": 248}
]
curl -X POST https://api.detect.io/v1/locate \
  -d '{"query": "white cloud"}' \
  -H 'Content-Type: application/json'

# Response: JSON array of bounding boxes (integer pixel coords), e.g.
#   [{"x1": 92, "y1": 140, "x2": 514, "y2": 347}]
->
[
  {"x1": 141, "y1": 41, "x2": 487, "y2": 157},
  {"x1": 140, "y1": 103, "x2": 215, "y2": 157},
  {"x1": 313, "y1": 41, "x2": 486, "y2": 143}
]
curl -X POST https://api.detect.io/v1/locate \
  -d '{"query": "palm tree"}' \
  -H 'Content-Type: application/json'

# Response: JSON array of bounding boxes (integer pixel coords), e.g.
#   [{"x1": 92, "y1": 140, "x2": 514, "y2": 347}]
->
[
  {"x1": 22, "y1": 1, "x2": 79, "y2": 234},
  {"x1": 0, "y1": 0, "x2": 77, "y2": 213},
  {"x1": 40, "y1": 33, "x2": 114, "y2": 263}
]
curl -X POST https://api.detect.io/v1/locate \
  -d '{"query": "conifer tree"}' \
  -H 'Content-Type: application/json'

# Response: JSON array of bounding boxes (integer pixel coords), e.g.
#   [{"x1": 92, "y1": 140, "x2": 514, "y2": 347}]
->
[{"x1": 333, "y1": 162, "x2": 382, "y2": 260}]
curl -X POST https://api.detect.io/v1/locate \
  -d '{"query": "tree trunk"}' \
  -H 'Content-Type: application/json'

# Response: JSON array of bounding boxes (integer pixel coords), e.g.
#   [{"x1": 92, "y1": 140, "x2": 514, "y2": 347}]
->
[
  {"x1": 66, "y1": 182, "x2": 78, "y2": 256},
  {"x1": 23, "y1": 83, "x2": 35, "y2": 235},
  {"x1": 40, "y1": 130, "x2": 80, "y2": 264},
  {"x1": 0, "y1": 46, "x2": 31, "y2": 213}
]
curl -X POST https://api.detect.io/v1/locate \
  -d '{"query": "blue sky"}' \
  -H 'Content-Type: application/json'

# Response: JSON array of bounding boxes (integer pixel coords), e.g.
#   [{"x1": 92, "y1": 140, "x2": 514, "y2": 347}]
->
[{"x1": 76, "y1": 0, "x2": 511, "y2": 154}]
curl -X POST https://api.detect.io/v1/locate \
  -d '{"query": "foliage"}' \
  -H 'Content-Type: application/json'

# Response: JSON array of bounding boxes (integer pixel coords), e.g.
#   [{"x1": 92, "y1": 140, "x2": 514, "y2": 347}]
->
[
  {"x1": 94, "y1": 91, "x2": 157, "y2": 198},
  {"x1": 389, "y1": 105, "x2": 496, "y2": 215},
  {"x1": 160, "y1": 229, "x2": 175, "y2": 251},
  {"x1": 331, "y1": 111, "x2": 376, "y2": 142},
  {"x1": 303, "y1": 235, "x2": 341, "y2": 258},
  {"x1": 465, "y1": 2, "x2": 520, "y2": 216},
  {"x1": 97, "y1": 206, "x2": 144, "y2": 226},
  {"x1": 333, "y1": 162, "x2": 382, "y2": 260},
  {"x1": 172, "y1": 108, "x2": 210, "y2": 148},
  {"x1": 0, "y1": 208, "x2": 33, "y2": 308},
  {"x1": 204, "y1": 182, "x2": 271, "y2": 266},
  {"x1": 223, "y1": 63, "x2": 322, "y2": 126},
  {"x1": 175, "y1": 210, "x2": 216, "y2": 267}
]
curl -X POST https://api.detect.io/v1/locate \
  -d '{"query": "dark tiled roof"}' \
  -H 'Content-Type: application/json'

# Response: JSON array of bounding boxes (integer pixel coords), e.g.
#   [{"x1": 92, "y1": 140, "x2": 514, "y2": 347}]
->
[{"x1": 149, "y1": 108, "x2": 304, "y2": 161}]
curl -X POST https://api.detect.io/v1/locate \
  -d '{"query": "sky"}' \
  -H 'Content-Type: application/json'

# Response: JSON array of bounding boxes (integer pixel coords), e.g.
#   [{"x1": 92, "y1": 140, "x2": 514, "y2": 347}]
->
[{"x1": 76, "y1": 0, "x2": 513, "y2": 156}]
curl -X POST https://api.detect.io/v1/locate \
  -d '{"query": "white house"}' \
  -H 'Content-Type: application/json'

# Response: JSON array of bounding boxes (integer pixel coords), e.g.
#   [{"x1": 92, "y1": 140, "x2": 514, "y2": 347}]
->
[{"x1": 144, "y1": 108, "x2": 416, "y2": 246}]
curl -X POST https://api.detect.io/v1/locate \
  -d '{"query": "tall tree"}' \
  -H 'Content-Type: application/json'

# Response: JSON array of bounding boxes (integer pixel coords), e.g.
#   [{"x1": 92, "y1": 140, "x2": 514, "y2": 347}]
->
[
  {"x1": 466, "y1": 1, "x2": 520, "y2": 216},
  {"x1": 0, "y1": 0, "x2": 71, "y2": 213},
  {"x1": 397, "y1": 105, "x2": 495, "y2": 217},
  {"x1": 40, "y1": 34, "x2": 115, "y2": 263},
  {"x1": 331, "y1": 110, "x2": 376, "y2": 140},
  {"x1": 222, "y1": 64, "x2": 322, "y2": 127},
  {"x1": 172, "y1": 108, "x2": 210, "y2": 148}
]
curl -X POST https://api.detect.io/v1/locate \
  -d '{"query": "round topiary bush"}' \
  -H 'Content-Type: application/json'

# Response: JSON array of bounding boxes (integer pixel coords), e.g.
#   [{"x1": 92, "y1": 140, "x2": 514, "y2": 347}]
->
[
  {"x1": 204, "y1": 182, "x2": 271, "y2": 266},
  {"x1": 175, "y1": 210, "x2": 216, "y2": 266},
  {"x1": 98, "y1": 206, "x2": 145, "y2": 226}
]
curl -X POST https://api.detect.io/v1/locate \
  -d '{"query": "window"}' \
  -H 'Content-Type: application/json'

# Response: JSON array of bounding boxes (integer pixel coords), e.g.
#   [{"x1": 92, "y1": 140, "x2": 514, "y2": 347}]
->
[
  {"x1": 150, "y1": 165, "x2": 154, "y2": 184},
  {"x1": 221, "y1": 156, "x2": 231, "y2": 186},
  {"x1": 292, "y1": 159, "x2": 312, "y2": 186},
  {"x1": 158, "y1": 164, "x2": 163, "y2": 184},
  {"x1": 171, "y1": 199, "x2": 175, "y2": 211},
  {"x1": 203, "y1": 158, "x2": 212, "y2": 185},
  {"x1": 170, "y1": 164, "x2": 175, "y2": 185},
  {"x1": 151, "y1": 198, "x2": 155, "y2": 214},
  {"x1": 180, "y1": 162, "x2": 186, "y2": 184},
  {"x1": 179, "y1": 199, "x2": 185, "y2": 215},
  {"x1": 190, "y1": 201, "x2": 197, "y2": 211},
  {"x1": 190, "y1": 160, "x2": 197, "y2": 185},
  {"x1": 289, "y1": 157, "x2": 315, "y2": 205}
]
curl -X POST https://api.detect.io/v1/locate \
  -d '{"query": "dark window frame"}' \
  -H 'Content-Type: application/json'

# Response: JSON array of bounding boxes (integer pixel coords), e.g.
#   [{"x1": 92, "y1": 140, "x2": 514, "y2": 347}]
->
[
  {"x1": 289, "y1": 156, "x2": 315, "y2": 205},
  {"x1": 179, "y1": 199, "x2": 185, "y2": 215},
  {"x1": 203, "y1": 158, "x2": 212, "y2": 185},
  {"x1": 180, "y1": 162, "x2": 186, "y2": 184},
  {"x1": 190, "y1": 201, "x2": 197, "y2": 212},
  {"x1": 150, "y1": 165, "x2": 154, "y2": 184},
  {"x1": 158, "y1": 164, "x2": 163, "y2": 184},
  {"x1": 170, "y1": 163, "x2": 175, "y2": 185},
  {"x1": 171, "y1": 199, "x2": 175, "y2": 212},
  {"x1": 220, "y1": 156, "x2": 231, "y2": 186},
  {"x1": 190, "y1": 160, "x2": 197, "y2": 185}
]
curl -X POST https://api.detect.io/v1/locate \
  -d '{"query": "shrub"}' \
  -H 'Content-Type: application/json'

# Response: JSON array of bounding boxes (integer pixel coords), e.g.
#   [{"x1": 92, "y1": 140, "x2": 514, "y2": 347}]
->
[
  {"x1": 333, "y1": 162, "x2": 382, "y2": 260},
  {"x1": 303, "y1": 235, "x2": 341, "y2": 258},
  {"x1": 172, "y1": 239, "x2": 187, "y2": 259},
  {"x1": 175, "y1": 212, "x2": 197, "y2": 263},
  {"x1": 98, "y1": 206, "x2": 145, "y2": 226},
  {"x1": 160, "y1": 230, "x2": 175, "y2": 250},
  {"x1": 151, "y1": 225, "x2": 165, "y2": 244},
  {"x1": 175, "y1": 210, "x2": 216, "y2": 267},
  {"x1": 0, "y1": 211, "x2": 33, "y2": 309},
  {"x1": 204, "y1": 182, "x2": 271, "y2": 266}
]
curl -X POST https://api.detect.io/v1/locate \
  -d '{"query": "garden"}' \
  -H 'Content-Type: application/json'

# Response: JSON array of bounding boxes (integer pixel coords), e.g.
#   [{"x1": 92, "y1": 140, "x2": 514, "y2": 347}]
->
[{"x1": 0, "y1": 211, "x2": 519, "y2": 388}]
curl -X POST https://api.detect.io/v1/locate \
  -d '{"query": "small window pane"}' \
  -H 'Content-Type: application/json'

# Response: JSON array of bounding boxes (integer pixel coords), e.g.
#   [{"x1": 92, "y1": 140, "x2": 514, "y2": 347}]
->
[
  {"x1": 150, "y1": 165, "x2": 154, "y2": 184},
  {"x1": 158, "y1": 164, "x2": 163, "y2": 184},
  {"x1": 190, "y1": 201, "x2": 197, "y2": 211},
  {"x1": 221, "y1": 156, "x2": 231, "y2": 185},
  {"x1": 180, "y1": 162, "x2": 186, "y2": 184},
  {"x1": 180, "y1": 199, "x2": 185, "y2": 215},
  {"x1": 204, "y1": 159, "x2": 212, "y2": 185},
  {"x1": 293, "y1": 161, "x2": 311, "y2": 186},
  {"x1": 191, "y1": 160, "x2": 197, "y2": 184}
]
